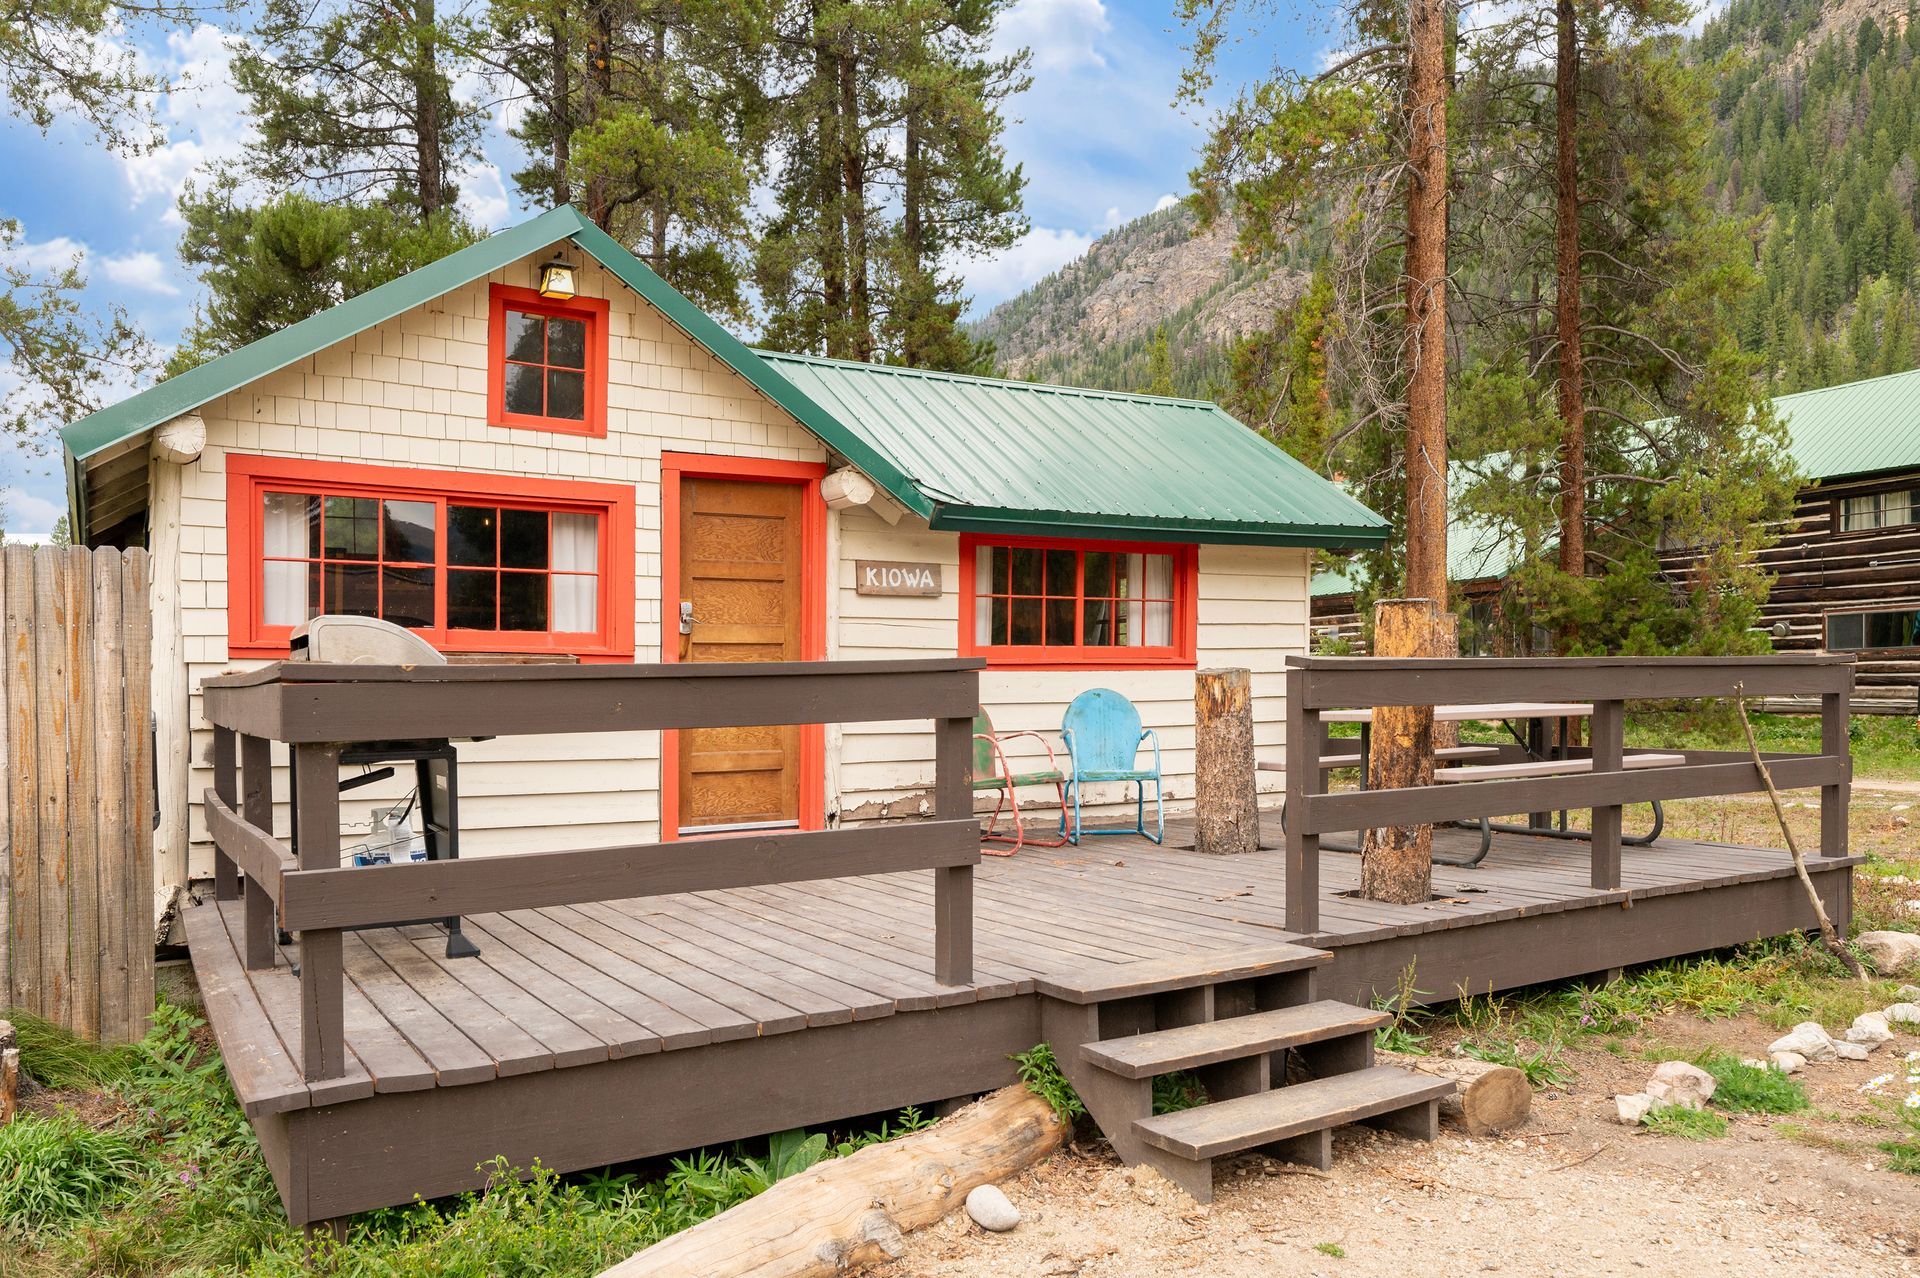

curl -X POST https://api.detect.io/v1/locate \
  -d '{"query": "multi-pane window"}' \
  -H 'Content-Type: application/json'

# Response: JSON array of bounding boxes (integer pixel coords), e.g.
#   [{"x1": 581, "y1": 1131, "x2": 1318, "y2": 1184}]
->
[
  {"x1": 488, "y1": 286, "x2": 608, "y2": 436},
  {"x1": 1839, "y1": 490, "x2": 1918, "y2": 532},
  {"x1": 963, "y1": 538, "x2": 1193, "y2": 665},
  {"x1": 1827, "y1": 609, "x2": 1920, "y2": 651}
]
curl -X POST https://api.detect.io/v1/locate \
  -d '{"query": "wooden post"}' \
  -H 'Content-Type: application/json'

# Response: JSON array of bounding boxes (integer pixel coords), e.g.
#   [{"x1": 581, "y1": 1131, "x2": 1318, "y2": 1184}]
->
[
  {"x1": 1284, "y1": 666, "x2": 1321, "y2": 934},
  {"x1": 212, "y1": 726, "x2": 241, "y2": 902},
  {"x1": 148, "y1": 448, "x2": 191, "y2": 914},
  {"x1": 241, "y1": 734, "x2": 278, "y2": 970},
  {"x1": 931, "y1": 713, "x2": 974, "y2": 986},
  {"x1": 1820, "y1": 688, "x2": 1849, "y2": 859},
  {"x1": 1589, "y1": 698, "x2": 1623, "y2": 890},
  {"x1": 1361, "y1": 599, "x2": 1441, "y2": 905},
  {"x1": 1194, "y1": 668, "x2": 1258, "y2": 855},
  {"x1": 293, "y1": 743, "x2": 346, "y2": 1081}
]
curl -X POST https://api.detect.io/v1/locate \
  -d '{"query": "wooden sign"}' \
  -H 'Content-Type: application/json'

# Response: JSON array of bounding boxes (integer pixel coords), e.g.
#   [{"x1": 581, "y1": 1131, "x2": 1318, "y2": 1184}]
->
[{"x1": 855, "y1": 560, "x2": 943, "y2": 597}]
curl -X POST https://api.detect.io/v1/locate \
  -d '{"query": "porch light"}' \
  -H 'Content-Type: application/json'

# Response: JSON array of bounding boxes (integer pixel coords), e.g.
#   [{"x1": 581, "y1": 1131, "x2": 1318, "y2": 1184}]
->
[{"x1": 538, "y1": 258, "x2": 577, "y2": 299}]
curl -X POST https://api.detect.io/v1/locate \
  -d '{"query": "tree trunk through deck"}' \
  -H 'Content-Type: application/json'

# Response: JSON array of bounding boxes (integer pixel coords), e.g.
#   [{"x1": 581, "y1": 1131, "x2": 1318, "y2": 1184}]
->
[
  {"x1": 1362, "y1": 599, "x2": 1441, "y2": 904},
  {"x1": 1402, "y1": 0, "x2": 1450, "y2": 609},
  {"x1": 1554, "y1": 0, "x2": 1587, "y2": 599},
  {"x1": 598, "y1": 1086, "x2": 1067, "y2": 1278},
  {"x1": 1194, "y1": 668, "x2": 1258, "y2": 855}
]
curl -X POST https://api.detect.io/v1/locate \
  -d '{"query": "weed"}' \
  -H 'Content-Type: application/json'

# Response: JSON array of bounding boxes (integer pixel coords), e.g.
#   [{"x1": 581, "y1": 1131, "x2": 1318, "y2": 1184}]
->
[
  {"x1": 1880, "y1": 1141, "x2": 1920, "y2": 1174},
  {"x1": 1153, "y1": 1071, "x2": 1209, "y2": 1114},
  {"x1": 1459, "y1": 1039, "x2": 1572, "y2": 1089},
  {"x1": 0, "y1": 1110, "x2": 145, "y2": 1230},
  {"x1": 1694, "y1": 1051, "x2": 1809, "y2": 1115},
  {"x1": 1013, "y1": 1043, "x2": 1086, "y2": 1123},
  {"x1": 1643, "y1": 1105, "x2": 1729, "y2": 1140},
  {"x1": 1315, "y1": 1242, "x2": 1348, "y2": 1258},
  {"x1": 1372, "y1": 964, "x2": 1430, "y2": 1054},
  {"x1": 1451, "y1": 991, "x2": 1572, "y2": 1088}
]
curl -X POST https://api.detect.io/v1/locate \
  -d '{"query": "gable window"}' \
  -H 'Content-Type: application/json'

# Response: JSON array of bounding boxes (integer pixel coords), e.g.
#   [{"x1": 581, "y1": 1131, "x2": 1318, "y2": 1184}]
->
[
  {"x1": 487, "y1": 284, "x2": 609, "y2": 437},
  {"x1": 1827, "y1": 608, "x2": 1920, "y2": 652},
  {"x1": 1839, "y1": 490, "x2": 1918, "y2": 532},
  {"x1": 230, "y1": 455, "x2": 634, "y2": 658},
  {"x1": 958, "y1": 534, "x2": 1197, "y2": 668}
]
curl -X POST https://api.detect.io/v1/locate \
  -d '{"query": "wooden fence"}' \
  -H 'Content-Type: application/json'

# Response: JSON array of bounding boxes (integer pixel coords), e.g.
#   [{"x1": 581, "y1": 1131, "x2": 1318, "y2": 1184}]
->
[{"x1": 1, "y1": 544, "x2": 155, "y2": 1044}]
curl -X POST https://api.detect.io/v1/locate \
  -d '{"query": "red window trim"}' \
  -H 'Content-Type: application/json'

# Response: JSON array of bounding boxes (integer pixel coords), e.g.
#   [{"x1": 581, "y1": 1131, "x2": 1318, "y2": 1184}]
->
[
  {"x1": 957, "y1": 533, "x2": 1198, "y2": 670},
  {"x1": 226, "y1": 454, "x2": 636, "y2": 660},
  {"x1": 487, "y1": 284, "x2": 610, "y2": 438}
]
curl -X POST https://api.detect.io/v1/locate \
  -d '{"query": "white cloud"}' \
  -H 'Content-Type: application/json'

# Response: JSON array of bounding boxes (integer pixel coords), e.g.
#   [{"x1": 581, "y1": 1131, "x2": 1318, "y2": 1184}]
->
[
  {"x1": 3, "y1": 235, "x2": 87, "y2": 275},
  {"x1": 98, "y1": 250, "x2": 180, "y2": 294},
  {"x1": 1153, "y1": 192, "x2": 1179, "y2": 212},
  {"x1": 995, "y1": 0, "x2": 1112, "y2": 72},
  {"x1": 0, "y1": 486, "x2": 64, "y2": 537},
  {"x1": 962, "y1": 225, "x2": 1096, "y2": 306},
  {"x1": 1103, "y1": 205, "x2": 1121, "y2": 228},
  {"x1": 457, "y1": 160, "x2": 513, "y2": 230},
  {"x1": 121, "y1": 25, "x2": 254, "y2": 213}
]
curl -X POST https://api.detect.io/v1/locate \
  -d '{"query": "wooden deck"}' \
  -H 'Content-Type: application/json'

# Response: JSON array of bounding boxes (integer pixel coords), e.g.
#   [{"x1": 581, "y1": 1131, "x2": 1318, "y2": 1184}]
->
[{"x1": 188, "y1": 814, "x2": 1856, "y2": 1224}]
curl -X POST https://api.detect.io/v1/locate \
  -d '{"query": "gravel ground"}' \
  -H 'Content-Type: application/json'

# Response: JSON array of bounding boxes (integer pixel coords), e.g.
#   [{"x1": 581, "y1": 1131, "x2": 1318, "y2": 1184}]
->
[{"x1": 876, "y1": 1016, "x2": 1920, "y2": 1278}]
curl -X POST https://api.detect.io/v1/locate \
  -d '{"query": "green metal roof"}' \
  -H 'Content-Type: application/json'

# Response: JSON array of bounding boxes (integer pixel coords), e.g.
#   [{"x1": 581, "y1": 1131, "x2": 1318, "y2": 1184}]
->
[
  {"x1": 1309, "y1": 470, "x2": 1523, "y2": 599},
  {"x1": 758, "y1": 352, "x2": 1388, "y2": 547},
  {"x1": 1772, "y1": 367, "x2": 1920, "y2": 482},
  {"x1": 59, "y1": 204, "x2": 1384, "y2": 548}
]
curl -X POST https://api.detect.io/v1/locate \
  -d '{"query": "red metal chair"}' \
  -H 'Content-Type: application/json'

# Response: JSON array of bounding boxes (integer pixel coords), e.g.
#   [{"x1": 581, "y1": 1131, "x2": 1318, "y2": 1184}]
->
[{"x1": 971, "y1": 711, "x2": 1069, "y2": 855}]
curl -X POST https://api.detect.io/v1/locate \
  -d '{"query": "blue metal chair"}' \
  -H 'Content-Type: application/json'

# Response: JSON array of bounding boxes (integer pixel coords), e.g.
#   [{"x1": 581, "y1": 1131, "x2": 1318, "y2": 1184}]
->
[{"x1": 1059, "y1": 688, "x2": 1164, "y2": 845}]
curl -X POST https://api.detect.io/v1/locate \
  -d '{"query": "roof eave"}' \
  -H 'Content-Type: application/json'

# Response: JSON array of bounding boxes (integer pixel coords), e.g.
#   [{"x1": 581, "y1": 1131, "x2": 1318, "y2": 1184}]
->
[{"x1": 928, "y1": 504, "x2": 1391, "y2": 549}]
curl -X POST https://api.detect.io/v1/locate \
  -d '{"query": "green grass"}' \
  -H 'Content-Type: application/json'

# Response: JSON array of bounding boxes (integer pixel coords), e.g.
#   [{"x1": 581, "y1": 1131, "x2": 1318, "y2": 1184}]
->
[
  {"x1": 1694, "y1": 1051, "x2": 1810, "y2": 1115},
  {"x1": 0, "y1": 1109, "x2": 147, "y2": 1230},
  {"x1": 8, "y1": 1010, "x2": 145, "y2": 1089},
  {"x1": 1644, "y1": 1105, "x2": 1729, "y2": 1140},
  {"x1": 1628, "y1": 709, "x2": 1920, "y2": 782},
  {"x1": 1314, "y1": 1241, "x2": 1348, "y2": 1258}
]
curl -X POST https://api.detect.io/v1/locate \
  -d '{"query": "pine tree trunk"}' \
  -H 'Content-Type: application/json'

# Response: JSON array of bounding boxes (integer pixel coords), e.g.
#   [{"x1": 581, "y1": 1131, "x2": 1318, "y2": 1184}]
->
[
  {"x1": 902, "y1": 103, "x2": 926, "y2": 366},
  {"x1": 1403, "y1": 0, "x2": 1449, "y2": 608},
  {"x1": 414, "y1": 0, "x2": 444, "y2": 215},
  {"x1": 649, "y1": 23, "x2": 668, "y2": 269},
  {"x1": 550, "y1": 15, "x2": 572, "y2": 207},
  {"x1": 584, "y1": 2, "x2": 615, "y2": 228},
  {"x1": 813, "y1": 9, "x2": 848, "y2": 355},
  {"x1": 838, "y1": 52, "x2": 874, "y2": 361},
  {"x1": 1361, "y1": 598, "x2": 1440, "y2": 905},
  {"x1": 1554, "y1": 0, "x2": 1587, "y2": 594}
]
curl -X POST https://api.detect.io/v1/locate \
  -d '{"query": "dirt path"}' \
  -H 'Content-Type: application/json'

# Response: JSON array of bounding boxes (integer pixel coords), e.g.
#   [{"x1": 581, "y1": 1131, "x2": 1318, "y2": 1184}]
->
[{"x1": 878, "y1": 1018, "x2": 1920, "y2": 1278}]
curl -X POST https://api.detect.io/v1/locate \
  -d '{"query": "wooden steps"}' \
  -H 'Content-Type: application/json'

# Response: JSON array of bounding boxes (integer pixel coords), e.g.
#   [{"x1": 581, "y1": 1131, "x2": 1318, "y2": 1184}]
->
[
  {"x1": 1082, "y1": 1001, "x2": 1388, "y2": 1079},
  {"x1": 1039, "y1": 942, "x2": 1451, "y2": 1204},
  {"x1": 1135, "y1": 1065, "x2": 1453, "y2": 1161}
]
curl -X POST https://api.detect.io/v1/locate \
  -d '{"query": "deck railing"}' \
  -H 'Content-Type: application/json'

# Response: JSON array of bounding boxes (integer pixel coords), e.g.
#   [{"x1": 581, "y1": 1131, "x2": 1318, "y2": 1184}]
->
[
  {"x1": 1282, "y1": 654, "x2": 1856, "y2": 934},
  {"x1": 198, "y1": 658, "x2": 983, "y2": 1083}
]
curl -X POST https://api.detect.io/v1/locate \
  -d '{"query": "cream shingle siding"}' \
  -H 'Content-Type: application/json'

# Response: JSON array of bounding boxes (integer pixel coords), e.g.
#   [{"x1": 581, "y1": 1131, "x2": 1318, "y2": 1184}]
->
[{"x1": 167, "y1": 250, "x2": 1306, "y2": 880}]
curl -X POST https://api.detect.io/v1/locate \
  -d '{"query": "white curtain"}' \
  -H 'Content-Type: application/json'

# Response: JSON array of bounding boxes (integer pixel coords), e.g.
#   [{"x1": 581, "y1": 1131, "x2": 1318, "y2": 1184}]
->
[
  {"x1": 550, "y1": 512, "x2": 600, "y2": 631},
  {"x1": 974, "y1": 545, "x2": 994, "y2": 643},
  {"x1": 1119, "y1": 553, "x2": 1174, "y2": 647},
  {"x1": 262, "y1": 492, "x2": 309, "y2": 626}
]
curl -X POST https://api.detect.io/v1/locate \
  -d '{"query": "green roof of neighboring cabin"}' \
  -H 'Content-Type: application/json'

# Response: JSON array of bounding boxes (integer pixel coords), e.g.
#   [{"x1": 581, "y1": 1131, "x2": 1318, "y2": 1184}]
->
[
  {"x1": 760, "y1": 352, "x2": 1388, "y2": 546},
  {"x1": 60, "y1": 205, "x2": 1385, "y2": 550},
  {"x1": 1774, "y1": 367, "x2": 1920, "y2": 482}
]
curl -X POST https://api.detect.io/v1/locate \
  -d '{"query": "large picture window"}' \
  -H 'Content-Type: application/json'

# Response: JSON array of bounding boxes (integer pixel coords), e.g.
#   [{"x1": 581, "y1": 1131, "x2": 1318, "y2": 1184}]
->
[
  {"x1": 1827, "y1": 608, "x2": 1920, "y2": 652},
  {"x1": 487, "y1": 284, "x2": 609, "y2": 437},
  {"x1": 230, "y1": 456, "x2": 634, "y2": 658},
  {"x1": 958, "y1": 535, "x2": 1197, "y2": 668}
]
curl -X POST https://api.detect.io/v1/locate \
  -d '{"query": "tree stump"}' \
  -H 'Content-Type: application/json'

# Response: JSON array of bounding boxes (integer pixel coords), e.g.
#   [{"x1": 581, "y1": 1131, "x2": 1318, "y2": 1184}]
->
[
  {"x1": 1361, "y1": 598, "x2": 1442, "y2": 904},
  {"x1": 0, "y1": 1020, "x2": 18, "y2": 1126},
  {"x1": 1194, "y1": 668, "x2": 1258, "y2": 855}
]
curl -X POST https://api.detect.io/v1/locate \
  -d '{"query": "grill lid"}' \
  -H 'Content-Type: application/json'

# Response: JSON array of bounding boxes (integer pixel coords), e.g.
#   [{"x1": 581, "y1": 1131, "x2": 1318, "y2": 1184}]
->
[{"x1": 289, "y1": 615, "x2": 447, "y2": 666}]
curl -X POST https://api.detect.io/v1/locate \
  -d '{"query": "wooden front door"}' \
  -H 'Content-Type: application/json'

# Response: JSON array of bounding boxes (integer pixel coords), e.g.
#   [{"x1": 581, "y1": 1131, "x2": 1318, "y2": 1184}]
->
[{"x1": 676, "y1": 475, "x2": 806, "y2": 833}]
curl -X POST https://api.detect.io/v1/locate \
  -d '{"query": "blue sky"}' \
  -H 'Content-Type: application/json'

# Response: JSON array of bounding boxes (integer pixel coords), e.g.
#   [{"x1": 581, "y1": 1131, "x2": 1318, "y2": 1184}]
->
[{"x1": 0, "y1": 0, "x2": 1329, "y2": 536}]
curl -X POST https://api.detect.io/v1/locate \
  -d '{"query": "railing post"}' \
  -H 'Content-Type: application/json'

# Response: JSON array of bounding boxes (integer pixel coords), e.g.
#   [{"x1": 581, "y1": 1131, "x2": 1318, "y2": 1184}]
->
[
  {"x1": 1820, "y1": 687, "x2": 1850, "y2": 859},
  {"x1": 240, "y1": 734, "x2": 277, "y2": 970},
  {"x1": 1589, "y1": 698, "x2": 1623, "y2": 890},
  {"x1": 292, "y1": 742, "x2": 346, "y2": 1080},
  {"x1": 211, "y1": 725, "x2": 241, "y2": 902},
  {"x1": 931, "y1": 711, "x2": 974, "y2": 985},
  {"x1": 1284, "y1": 666, "x2": 1321, "y2": 934}
]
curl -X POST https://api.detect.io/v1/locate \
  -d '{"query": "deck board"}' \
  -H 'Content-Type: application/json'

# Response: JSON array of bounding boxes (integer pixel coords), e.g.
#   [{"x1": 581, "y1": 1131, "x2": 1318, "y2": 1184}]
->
[{"x1": 188, "y1": 815, "x2": 1856, "y2": 1122}]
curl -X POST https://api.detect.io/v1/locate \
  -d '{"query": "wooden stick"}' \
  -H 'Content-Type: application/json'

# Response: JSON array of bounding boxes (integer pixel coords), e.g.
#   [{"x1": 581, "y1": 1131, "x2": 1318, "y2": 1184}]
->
[
  {"x1": 1732, "y1": 685, "x2": 1868, "y2": 984},
  {"x1": 0, "y1": 1020, "x2": 18, "y2": 1126},
  {"x1": 598, "y1": 1085, "x2": 1068, "y2": 1278}
]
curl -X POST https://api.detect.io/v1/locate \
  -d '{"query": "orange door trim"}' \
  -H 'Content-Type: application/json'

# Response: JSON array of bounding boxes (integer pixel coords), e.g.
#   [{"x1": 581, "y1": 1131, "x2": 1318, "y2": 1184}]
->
[{"x1": 660, "y1": 452, "x2": 828, "y2": 840}]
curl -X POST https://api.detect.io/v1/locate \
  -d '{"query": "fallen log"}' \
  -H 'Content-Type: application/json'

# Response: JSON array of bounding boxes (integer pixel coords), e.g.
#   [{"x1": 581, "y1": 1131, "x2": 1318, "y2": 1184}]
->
[
  {"x1": 1380, "y1": 1051, "x2": 1529, "y2": 1136},
  {"x1": 599, "y1": 1086, "x2": 1067, "y2": 1278}
]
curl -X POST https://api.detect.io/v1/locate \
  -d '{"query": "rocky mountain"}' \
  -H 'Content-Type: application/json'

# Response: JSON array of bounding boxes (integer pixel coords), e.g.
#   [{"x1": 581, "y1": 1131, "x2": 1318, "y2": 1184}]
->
[{"x1": 970, "y1": 205, "x2": 1308, "y2": 398}]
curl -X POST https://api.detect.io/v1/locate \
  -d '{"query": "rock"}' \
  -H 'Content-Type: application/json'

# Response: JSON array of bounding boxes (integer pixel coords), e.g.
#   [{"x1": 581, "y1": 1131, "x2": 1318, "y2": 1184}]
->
[
  {"x1": 965, "y1": 1184, "x2": 1021, "y2": 1232},
  {"x1": 1769, "y1": 1051, "x2": 1807, "y2": 1075},
  {"x1": 1644, "y1": 1061, "x2": 1717, "y2": 1110},
  {"x1": 1885, "y1": 1002, "x2": 1920, "y2": 1025},
  {"x1": 1833, "y1": 1041, "x2": 1871, "y2": 1061},
  {"x1": 1741, "y1": 1057, "x2": 1770, "y2": 1070},
  {"x1": 1615, "y1": 1092, "x2": 1656, "y2": 1125},
  {"x1": 1849, "y1": 1012, "x2": 1895, "y2": 1049},
  {"x1": 1898, "y1": 985, "x2": 1920, "y2": 1001},
  {"x1": 1857, "y1": 932, "x2": 1920, "y2": 976},
  {"x1": 1769, "y1": 1022, "x2": 1838, "y2": 1062}
]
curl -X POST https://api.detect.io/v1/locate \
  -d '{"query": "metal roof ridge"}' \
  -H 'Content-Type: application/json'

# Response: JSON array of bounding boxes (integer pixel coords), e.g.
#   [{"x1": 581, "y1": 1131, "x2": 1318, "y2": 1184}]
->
[
  {"x1": 1771, "y1": 365, "x2": 1920, "y2": 406},
  {"x1": 750, "y1": 347, "x2": 1222, "y2": 411}
]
